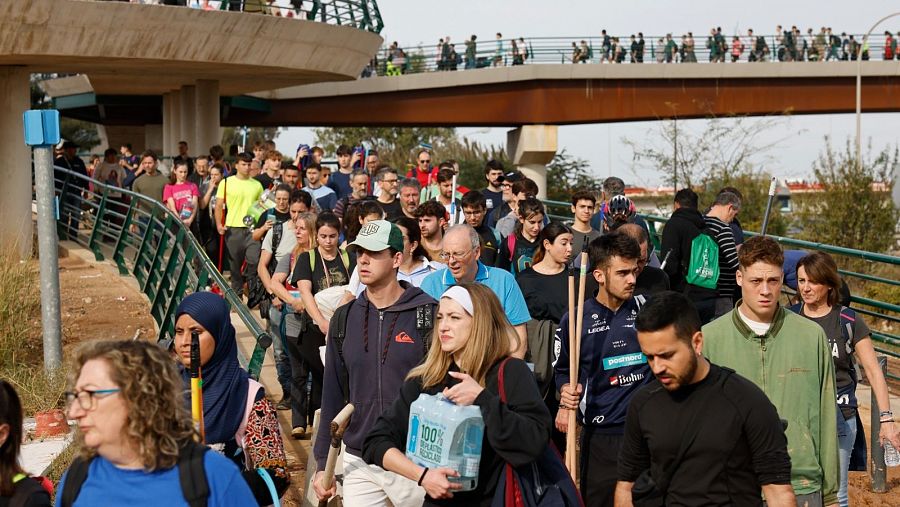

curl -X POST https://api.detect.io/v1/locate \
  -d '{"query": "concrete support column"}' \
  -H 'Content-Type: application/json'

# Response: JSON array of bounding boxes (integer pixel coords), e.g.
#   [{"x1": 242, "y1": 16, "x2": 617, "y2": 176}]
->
[
  {"x1": 0, "y1": 67, "x2": 33, "y2": 258},
  {"x1": 168, "y1": 89, "x2": 182, "y2": 157},
  {"x1": 162, "y1": 92, "x2": 175, "y2": 157},
  {"x1": 145, "y1": 124, "x2": 162, "y2": 154},
  {"x1": 179, "y1": 85, "x2": 197, "y2": 155},
  {"x1": 506, "y1": 125, "x2": 558, "y2": 200},
  {"x1": 194, "y1": 79, "x2": 221, "y2": 156}
]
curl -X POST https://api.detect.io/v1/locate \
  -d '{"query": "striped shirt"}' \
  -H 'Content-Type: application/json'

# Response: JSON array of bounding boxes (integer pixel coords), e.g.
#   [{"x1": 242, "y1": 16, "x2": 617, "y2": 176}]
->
[{"x1": 704, "y1": 216, "x2": 740, "y2": 298}]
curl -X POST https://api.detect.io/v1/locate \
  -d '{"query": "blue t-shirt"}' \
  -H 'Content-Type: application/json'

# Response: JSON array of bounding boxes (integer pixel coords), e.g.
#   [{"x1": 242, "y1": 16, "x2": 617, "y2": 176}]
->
[
  {"x1": 55, "y1": 451, "x2": 256, "y2": 507},
  {"x1": 329, "y1": 170, "x2": 353, "y2": 201},
  {"x1": 420, "y1": 261, "x2": 531, "y2": 326}
]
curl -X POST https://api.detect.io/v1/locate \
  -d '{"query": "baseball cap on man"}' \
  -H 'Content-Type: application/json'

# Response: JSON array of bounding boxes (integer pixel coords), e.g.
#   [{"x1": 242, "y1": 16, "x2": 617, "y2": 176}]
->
[
  {"x1": 348, "y1": 220, "x2": 404, "y2": 253},
  {"x1": 497, "y1": 171, "x2": 523, "y2": 184}
]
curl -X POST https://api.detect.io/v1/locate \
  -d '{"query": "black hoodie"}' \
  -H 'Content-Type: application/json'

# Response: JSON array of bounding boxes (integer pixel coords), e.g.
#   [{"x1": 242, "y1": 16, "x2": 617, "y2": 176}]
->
[
  {"x1": 314, "y1": 283, "x2": 437, "y2": 468},
  {"x1": 660, "y1": 206, "x2": 707, "y2": 292}
]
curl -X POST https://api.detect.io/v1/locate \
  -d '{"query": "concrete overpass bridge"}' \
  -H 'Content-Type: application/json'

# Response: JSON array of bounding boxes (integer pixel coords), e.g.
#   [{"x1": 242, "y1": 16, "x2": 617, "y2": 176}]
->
[{"x1": 0, "y1": 0, "x2": 382, "y2": 254}]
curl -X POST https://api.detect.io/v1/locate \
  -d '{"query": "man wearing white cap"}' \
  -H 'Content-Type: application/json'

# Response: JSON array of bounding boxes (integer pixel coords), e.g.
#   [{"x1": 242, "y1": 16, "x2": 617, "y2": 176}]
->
[{"x1": 313, "y1": 220, "x2": 436, "y2": 507}]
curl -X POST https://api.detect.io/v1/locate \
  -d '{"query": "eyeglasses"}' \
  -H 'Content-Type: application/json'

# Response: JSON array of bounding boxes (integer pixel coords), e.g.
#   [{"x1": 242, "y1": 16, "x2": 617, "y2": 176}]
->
[
  {"x1": 419, "y1": 159, "x2": 431, "y2": 164},
  {"x1": 64, "y1": 388, "x2": 121, "y2": 411},
  {"x1": 501, "y1": 183, "x2": 512, "y2": 188},
  {"x1": 439, "y1": 249, "x2": 473, "y2": 261},
  {"x1": 463, "y1": 209, "x2": 485, "y2": 216},
  {"x1": 382, "y1": 178, "x2": 399, "y2": 184}
]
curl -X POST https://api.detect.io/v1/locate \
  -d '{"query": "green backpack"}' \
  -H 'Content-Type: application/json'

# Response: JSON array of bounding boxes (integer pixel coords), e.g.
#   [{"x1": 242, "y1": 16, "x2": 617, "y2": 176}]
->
[{"x1": 685, "y1": 230, "x2": 720, "y2": 290}]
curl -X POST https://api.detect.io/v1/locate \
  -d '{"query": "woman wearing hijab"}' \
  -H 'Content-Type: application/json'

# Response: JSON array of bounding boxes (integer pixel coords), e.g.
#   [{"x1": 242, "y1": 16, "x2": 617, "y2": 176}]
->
[{"x1": 173, "y1": 292, "x2": 290, "y2": 506}]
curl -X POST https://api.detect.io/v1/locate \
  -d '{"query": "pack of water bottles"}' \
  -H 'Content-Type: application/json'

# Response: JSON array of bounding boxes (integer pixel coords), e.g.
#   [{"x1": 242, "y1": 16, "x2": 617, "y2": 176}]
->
[{"x1": 406, "y1": 393, "x2": 485, "y2": 491}]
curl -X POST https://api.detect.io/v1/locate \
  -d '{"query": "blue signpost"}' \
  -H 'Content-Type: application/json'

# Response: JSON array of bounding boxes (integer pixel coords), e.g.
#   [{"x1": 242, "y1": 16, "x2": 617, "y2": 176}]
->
[{"x1": 24, "y1": 109, "x2": 63, "y2": 373}]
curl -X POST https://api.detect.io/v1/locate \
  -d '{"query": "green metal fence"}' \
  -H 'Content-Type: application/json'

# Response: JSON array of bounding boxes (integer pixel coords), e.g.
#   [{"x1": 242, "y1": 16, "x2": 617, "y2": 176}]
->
[
  {"x1": 541, "y1": 200, "x2": 899, "y2": 381},
  {"x1": 53, "y1": 167, "x2": 272, "y2": 379},
  {"x1": 642, "y1": 214, "x2": 900, "y2": 380},
  {"x1": 218, "y1": 0, "x2": 384, "y2": 34}
]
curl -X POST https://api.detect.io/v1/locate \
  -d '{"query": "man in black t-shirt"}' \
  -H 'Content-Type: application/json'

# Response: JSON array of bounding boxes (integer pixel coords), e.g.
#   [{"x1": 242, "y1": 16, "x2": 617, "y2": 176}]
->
[
  {"x1": 616, "y1": 292, "x2": 795, "y2": 506},
  {"x1": 461, "y1": 191, "x2": 500, "y2": 266},
  {"x1": 480, "y1": 159, "x2": 505, "y2": 214}
]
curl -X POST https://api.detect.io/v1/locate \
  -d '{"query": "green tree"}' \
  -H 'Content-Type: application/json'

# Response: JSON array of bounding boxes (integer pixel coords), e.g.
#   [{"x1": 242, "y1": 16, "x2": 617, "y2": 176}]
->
[
  {"x1": 545, "y1": 149, "x2": 602, "y2": 202},
  {"x1": 60, "y1": 119, "x2": 101, "y2": 152},
  {"x1": 312, "y1": 127, "x2": 507, "y2": 190},
  {"x1": 625, "y1": 116, "x2": 791, "y2": 189},
  {"x1": 220, "y1": 126, "x2": 284, "y2": 152},
  {"x1": 797, "y1": 138, "x2": 898, "y2": 253},
  {"x1": 696, "y1": 169, "x2": 788, "y2": 236}
]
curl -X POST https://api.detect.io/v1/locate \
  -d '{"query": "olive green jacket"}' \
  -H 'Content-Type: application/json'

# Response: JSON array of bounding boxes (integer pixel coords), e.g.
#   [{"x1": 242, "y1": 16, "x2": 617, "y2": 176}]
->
[{"x1": 703, "y1": 303, "x2": 838, "y2": 504}]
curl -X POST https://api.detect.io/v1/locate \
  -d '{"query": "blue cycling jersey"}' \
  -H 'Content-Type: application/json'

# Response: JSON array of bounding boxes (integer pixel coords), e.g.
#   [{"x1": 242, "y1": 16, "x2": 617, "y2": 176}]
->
[{"x1": 553, "y1": 295, "x2": 650, "y2": 434}]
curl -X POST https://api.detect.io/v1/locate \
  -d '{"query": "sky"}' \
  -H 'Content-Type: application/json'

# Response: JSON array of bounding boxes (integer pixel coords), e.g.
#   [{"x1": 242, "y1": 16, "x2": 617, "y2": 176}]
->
[{"x1": 278, "y1": 0, "x2": 900, "y2": 187}]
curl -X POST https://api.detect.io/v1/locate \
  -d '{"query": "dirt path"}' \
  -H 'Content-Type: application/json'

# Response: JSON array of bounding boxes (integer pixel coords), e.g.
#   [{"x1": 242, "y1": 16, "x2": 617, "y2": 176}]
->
[{"x1": 58, "y1": 250, "x2": 156, "y2": 346}]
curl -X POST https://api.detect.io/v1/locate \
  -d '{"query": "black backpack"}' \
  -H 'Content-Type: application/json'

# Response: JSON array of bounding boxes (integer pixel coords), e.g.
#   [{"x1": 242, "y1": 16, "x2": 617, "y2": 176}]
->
[
  {"x1": 328, "y1": 300, "x2": 435, "y2": 403},
  {"x1": 60, "y1": 442, "x2": 209, "y2": 507}
]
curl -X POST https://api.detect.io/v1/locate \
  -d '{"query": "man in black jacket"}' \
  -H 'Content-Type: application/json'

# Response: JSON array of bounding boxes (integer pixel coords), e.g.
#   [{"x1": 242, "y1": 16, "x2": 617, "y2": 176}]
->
[
  {"x1": 660, "y1": 189, "x2": 704, "y2": 292},
  {"x1": 312, "y1": 220, "x2": 436, "y2": 506}
]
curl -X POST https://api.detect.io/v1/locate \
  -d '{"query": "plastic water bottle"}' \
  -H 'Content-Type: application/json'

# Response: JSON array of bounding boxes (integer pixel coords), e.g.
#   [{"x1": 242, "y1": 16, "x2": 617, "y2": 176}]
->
[
  {"x1": 180, "y1": 201, "x2": 194, "y2": 220},
  {"x1": 885, "y1": 441, "x2": 900, "y2": 467},
  {"x1": 406, "y1": 393, "x2": 484, "y2": 491}
]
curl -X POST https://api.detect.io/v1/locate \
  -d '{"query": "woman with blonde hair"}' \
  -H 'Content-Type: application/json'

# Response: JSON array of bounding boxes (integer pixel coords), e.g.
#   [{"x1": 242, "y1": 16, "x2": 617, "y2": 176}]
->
[
  {"x1": 269, "y1": 211, "x2": 317, "y2": 412},
  {"x1": 57, "y1": 340, "x2": 255, "y2": 506},
  {"x1": 363, "y1": 283, "x2": 551, "y2": 505}
]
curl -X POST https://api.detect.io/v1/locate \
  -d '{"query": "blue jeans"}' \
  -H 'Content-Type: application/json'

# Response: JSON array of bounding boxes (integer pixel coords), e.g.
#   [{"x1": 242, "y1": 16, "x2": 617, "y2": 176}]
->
[
  {"x1": 837, "y1": 413, "x2": 857, "y2": 507},
  {"x1": 268, "y1": 305, "x2": 292, "y2": 397}
]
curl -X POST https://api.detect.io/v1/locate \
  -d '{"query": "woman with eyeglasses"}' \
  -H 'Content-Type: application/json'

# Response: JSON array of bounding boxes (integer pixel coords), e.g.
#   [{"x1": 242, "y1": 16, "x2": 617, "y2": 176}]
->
[
  {"x1": 363, "y1": 283, "x2": 551, "y2": 506},
  {"x1": 173, "y1": 292, "x2": 290, "y2": 506},
  {"x1": 0, "y1": 380, "x2": 51, "y2": 506},
  {"x1": 58, "y1": 340, "x2": 256, "y2": 506}
]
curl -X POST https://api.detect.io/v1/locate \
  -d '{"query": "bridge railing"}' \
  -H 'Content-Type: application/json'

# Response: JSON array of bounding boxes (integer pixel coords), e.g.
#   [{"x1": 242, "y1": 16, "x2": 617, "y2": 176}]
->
[
  {"x1": 371, "y1": 33, "x2": 897, "y2": 76},
  {"x1": 216, "y1": 0, "x2": 384, "y2": 33},
  {"x1": 52, "y1": 167, "x2": 272, "y2": 379},
  {"x1": 93, "y1": 1, "x2": 384, "y2": 34},
  {"x1": 542, "y1": 199, "x2": 899, "y2": 381},
  {"x1": 644, "y1": 214, "x2": 900, "y2": 381}
]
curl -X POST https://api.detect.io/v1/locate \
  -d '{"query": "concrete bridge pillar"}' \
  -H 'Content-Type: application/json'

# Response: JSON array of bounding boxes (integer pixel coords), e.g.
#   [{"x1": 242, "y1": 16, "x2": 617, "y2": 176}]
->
[
  {"x1": 506, "y1": 125, "x2": 558, "y2": 200},
  {"x1": 0, "y1": 67, "x2": 33, "y2": 258},
  {"x1": 195, "y1": 79, "x2": 221, "y2": 156},
  {"x1": 179, "y1": 85, "x2": 197, "y2": 156},
  {"x1": 162, "y1": 91, "x2": 178, "y2": 158}
]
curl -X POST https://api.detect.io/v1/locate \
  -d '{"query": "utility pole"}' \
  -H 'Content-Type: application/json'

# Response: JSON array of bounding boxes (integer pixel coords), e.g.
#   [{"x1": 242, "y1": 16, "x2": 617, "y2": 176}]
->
[
  {"x1": 24, "y1": 110, "x2": 63, "y2": 374},
  {"x1": 673, "y1": 117, "x2": 678, "y2": 191}
]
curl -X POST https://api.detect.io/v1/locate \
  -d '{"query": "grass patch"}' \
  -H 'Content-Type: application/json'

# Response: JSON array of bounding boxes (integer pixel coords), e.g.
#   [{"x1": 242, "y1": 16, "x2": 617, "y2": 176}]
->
[{"x1": 0, "y1": 248, "x2": 66, "y2": 414}]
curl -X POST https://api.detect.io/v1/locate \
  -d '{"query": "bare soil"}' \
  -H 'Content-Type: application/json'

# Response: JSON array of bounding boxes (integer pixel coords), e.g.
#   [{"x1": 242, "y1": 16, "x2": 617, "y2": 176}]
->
[{"x1": 58, "y1": 251, "x2": 156, "y2": 346}]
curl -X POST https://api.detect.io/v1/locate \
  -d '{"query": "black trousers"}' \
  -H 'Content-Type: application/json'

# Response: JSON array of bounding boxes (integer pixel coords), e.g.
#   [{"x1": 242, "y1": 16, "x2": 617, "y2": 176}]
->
[
  {"x1": 580, "y1": 430, "x2": 622, "y2": 507},
  {"x1": 286, "y1": 318, "x2": 325, "y2": 429}
]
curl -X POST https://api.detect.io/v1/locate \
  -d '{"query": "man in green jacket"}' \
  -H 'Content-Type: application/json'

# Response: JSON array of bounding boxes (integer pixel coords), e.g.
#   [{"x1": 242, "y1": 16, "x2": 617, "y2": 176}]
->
[{"x1": 703, "y1": 236, "x2": 838, "y2": 507}]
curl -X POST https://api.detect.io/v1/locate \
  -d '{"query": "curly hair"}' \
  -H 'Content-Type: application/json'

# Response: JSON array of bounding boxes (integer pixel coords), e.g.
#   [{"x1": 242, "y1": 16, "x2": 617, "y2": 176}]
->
[{"x1": 69, "y1": 340, "x2": 195, "y2": 471}]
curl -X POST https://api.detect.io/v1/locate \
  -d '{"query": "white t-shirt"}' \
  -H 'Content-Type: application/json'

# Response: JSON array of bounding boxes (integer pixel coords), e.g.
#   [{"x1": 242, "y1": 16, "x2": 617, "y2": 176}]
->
[{"x1": 738, "y1": 307, "x2": 772, "y2": 336}]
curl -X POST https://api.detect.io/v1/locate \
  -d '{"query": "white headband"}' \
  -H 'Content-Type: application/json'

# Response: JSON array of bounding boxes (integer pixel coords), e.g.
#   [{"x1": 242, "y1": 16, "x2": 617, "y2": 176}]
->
[{"x1": 441, "y1": 285, "x2": 474, "y2": 316}]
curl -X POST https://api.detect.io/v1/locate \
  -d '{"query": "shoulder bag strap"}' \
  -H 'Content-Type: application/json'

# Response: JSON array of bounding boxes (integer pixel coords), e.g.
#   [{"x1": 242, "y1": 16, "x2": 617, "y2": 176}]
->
[{"x1": 60, "y1": 456, "x2": 92, "y2": 507}]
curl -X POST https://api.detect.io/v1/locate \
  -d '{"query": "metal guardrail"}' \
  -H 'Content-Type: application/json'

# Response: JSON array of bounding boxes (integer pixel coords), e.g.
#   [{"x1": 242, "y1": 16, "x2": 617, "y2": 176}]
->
[
  {"x1": 371, "y1": 33, "x2": 899, "y2": 76},
  {"x1": 540, "y1": 200, "x2": 899, "y2": 378},
  {"x1": 52, "y1": 166, "x2": 272, "y2": 380},
  {"x1": 640, "y1": 214, "x2": 900, "y2": 377},
  {"x1": 217, "y1": 0, "x2": 384, "y2": 33}
]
